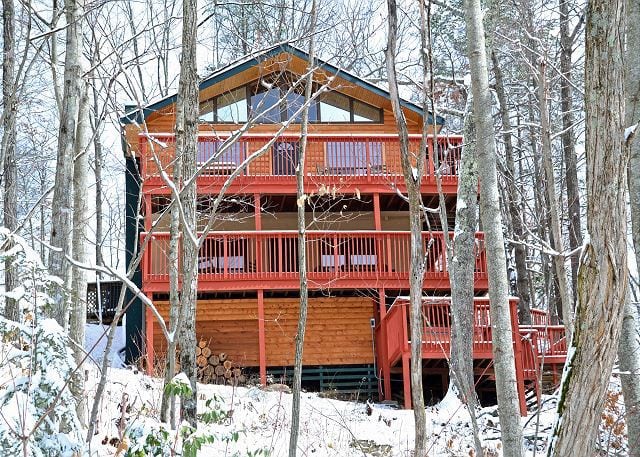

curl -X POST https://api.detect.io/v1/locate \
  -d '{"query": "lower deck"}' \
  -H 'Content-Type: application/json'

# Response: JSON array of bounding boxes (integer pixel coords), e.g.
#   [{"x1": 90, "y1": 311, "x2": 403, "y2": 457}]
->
[{"x1": 141, "y1": 291, "x2": 567, "y2": 414}]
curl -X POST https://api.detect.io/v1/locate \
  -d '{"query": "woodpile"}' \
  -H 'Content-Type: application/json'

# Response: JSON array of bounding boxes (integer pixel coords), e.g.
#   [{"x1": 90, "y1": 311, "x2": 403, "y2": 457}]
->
[{"x1": 194, "y1": 339, "x2": 246, "y2": 385}]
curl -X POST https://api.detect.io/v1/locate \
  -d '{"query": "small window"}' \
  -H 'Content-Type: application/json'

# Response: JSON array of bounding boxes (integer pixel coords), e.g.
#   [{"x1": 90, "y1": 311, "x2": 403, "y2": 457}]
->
[
  {"x1": 216, "y1": 87, "x2": 247, "y2": 123},
  {"x1": 353, "y1": 100, "x2": 382, "y2": 123},
  {"x1": 319, "y1": 92, "x2": 350, "y2": 122}
]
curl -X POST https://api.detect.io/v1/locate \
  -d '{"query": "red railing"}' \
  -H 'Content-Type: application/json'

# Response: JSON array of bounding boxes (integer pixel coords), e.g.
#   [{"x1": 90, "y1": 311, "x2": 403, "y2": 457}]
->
[
  {"x1": 139, "y1": 133, "x2": 463, "y2": 185},
  {"x1": 141, "y1": 230, "x2": 487, "y2": 287},
  {"x1": 378, "y1": 297, "x2": 519, "y2": 366},
  {"x1": 530, "y1": 308, "x2": 550, "y2": 326},
  {"x1": 523, "y1": 325, "x2": 568, "y2": 361},
  {"x1": 519, "y1": 329, "x2": 541, "y2": 381}
]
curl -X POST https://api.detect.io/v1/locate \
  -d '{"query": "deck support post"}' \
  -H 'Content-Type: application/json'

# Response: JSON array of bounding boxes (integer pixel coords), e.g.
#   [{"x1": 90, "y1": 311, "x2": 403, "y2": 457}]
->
[
  {"x1": 402, "y1": 353, "x2": 411, "y2": 409},
  {"x1": 373, "y1": 193, "x2": 381, "y2": 231},
  {"x1": 145, "y1": 301, "x2": 154, "y2": 375},
  {"x1": 257, "y1": 289, "x2": 267, "y2": 384},
  {"x1": 378, "y1": 288, "x2": 392, "y2": 400},
  {"x1": 511, "y1": 301, "x2": 527, "y2": 416}
]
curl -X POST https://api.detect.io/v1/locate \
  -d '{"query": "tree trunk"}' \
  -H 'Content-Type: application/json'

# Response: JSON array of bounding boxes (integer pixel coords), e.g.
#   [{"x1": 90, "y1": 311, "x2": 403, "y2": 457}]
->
[
  {"x1": 549, "y1": 0, "x2": 627, "y2": 454},
  {"x1": 175, "y1": 0, "x2": 199, "y2": 426},
  {"x1": 70, "y1": 84, "x2": 91, "y2": 426},
  {"x1": 288, "y1": 5, "x2": 316, "y2": 455},
  {"x1": 559, "y1": 0, "x2": 582, "y2": 299},
  {"x1": 618, "y1": 292, "x2": 640, "y2": 457},
  {"x1": 2, "y1": 0, "x2": 18, "y2": 321},
  {"x1": 620, "y1": 0, "x2": 640, "y2": 454},
  {"x1": 48, "y1": 0, "x2": 84, "y2": 328},
  {"x1": 386, "y1": 1, "x2": 427, "y2": 454},
  {"x1": 538, "y1": 60, "x2": 573, "y2": 340},
  {"x1": 449, "y1": 96, "x2": 483, "y2": 456},
  {"x1": 491, "y1": 50, "x2": 532, "y2": 325},
  {"x1": 462, "y1": 1, "x2": 523, "y2": 455}
]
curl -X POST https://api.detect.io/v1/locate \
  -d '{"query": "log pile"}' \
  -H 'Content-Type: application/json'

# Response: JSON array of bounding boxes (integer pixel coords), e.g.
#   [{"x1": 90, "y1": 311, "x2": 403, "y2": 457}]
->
[{"x1": 195, "y1": 339, "x2": 246, "y2": 386}]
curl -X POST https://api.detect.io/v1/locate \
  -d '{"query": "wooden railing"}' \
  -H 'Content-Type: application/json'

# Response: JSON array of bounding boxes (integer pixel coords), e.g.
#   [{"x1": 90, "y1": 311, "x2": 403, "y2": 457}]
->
[
  {"x1": 530, "y1": 308, "x2": 550, "y2": 326},
  {"x1": 377, "y1": 297, "x2": 568, "y2": 368},
  {"x1": 141, "y1": 230, "x2": 487, "y2": 288},
  {"x1": 139, "y1": 133, "x2": 463, "y2": 186},
  {"x1": 378, "y1": 297, "x2": 520, "y2": 366}
]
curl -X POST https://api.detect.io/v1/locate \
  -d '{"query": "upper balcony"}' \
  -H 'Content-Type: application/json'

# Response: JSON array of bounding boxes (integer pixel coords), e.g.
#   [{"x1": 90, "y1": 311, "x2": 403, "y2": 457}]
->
[
  {"x1": 140, "y1": 230, "x2": 487, "y2": 292},
  {"x1": 139, "y1": 133, "x2": 463, "y2": 195}
]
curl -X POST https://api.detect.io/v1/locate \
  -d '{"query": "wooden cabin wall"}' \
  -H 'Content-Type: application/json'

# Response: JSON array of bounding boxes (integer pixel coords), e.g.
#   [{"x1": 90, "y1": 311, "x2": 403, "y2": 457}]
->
[
  {"x1": 151, "y1": 296, "x2": 375, "y2": 368},
  {"x1": 263, "y1": 296, "x2": 375, "y2": 366}
]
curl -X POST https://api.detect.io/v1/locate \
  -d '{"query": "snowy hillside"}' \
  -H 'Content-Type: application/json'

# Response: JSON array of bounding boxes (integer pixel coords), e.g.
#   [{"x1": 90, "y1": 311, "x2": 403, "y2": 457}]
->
[{"x1": 86, "y1": 366, "x2": 627, "y2": 456}]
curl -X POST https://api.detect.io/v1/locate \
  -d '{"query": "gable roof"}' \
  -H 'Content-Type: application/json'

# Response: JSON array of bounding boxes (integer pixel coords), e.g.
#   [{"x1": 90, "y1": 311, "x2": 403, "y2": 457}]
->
[{"x1": 121, "y1": 43, "x2": 445, "y2": 126}]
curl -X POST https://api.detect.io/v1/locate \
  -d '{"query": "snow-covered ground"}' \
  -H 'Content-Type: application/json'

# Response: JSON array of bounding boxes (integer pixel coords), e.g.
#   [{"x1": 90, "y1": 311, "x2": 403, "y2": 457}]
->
[
  {"x1": 85, "y1": 324, "x2": 126, "y2": 368},
  {"x1": 85, "y1": 365, "x2": 628, "y2": 456}
]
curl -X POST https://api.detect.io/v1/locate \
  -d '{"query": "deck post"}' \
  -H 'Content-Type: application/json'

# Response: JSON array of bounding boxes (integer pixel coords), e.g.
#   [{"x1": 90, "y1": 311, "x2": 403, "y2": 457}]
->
[
  {"x1": 145, "y1": 302, "x2": 154, "y2": 375},
  {"x1": 510, "y1": 299, "x2": 527, "y2": 416},
  {"x1": 378, "y1": 288, "x2": 392, "y2": 400},
  {"x1": 402, "y1": 353, "x2": 411, "y2": 409},
  {"x1": 257, "y1": 289, "x2": 267, "y2": 384},
  {"x1": 373, "y1": 193, "x2": 382, "y2": 231}
]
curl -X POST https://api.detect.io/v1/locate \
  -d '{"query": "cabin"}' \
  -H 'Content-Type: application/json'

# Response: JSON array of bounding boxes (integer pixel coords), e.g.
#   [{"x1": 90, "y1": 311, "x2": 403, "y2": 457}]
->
[{"x1": 119, "y1": 44, "x2": 567, "y2": 412}]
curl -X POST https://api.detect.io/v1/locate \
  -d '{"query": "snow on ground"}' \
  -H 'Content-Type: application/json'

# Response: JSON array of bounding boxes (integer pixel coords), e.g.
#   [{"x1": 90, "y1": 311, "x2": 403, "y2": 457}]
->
[
  {"x1": 87, "y1": 366, "x2": 630, "y2": 457},
  {"x1": 85, "y1": 324, "x2": 126, "y2": 368}
]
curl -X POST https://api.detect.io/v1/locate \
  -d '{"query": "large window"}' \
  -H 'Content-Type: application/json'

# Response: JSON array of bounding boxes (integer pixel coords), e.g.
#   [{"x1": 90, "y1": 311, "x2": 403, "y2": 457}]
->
[
  {"x1": 197, "y1": 141, "x2": 244, "y2": 174},
  {"x1": 326, "y1": 141, "x2": 383, "y2": 175},
  {"x1": 199, "y1": 75, "x2": 382, "y2": 124}
]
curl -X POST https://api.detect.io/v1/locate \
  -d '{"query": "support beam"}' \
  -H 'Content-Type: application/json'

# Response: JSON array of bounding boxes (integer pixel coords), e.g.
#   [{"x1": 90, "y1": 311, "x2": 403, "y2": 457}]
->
[
  {"x1": 373, "y1": 193, "x2": 382, "y2": 231},
  {"x1": 379, "y1": 288, "x2": 392, "y2": 400},
  {"x1": 402, "y1": 353, "x2": 411, "y2": 409},
  {"x1": 145, "y1": 304, "x2": 154, "y2": 375},
  {"x1": 258, "y1": 289, "x2": 267, "y2": 384}
]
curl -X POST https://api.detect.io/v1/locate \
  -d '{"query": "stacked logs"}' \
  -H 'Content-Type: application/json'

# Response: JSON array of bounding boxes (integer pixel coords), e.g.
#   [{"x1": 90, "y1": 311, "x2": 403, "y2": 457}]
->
[{"x1": 195, "y1": 340, "x2": 246, "y2": 386}]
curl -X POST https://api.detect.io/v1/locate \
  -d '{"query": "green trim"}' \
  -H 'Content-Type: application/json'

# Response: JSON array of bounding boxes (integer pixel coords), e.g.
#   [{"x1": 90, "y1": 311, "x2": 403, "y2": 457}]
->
[{"x1": 120, "y1": 44, "x2": 444, "y2": 126}]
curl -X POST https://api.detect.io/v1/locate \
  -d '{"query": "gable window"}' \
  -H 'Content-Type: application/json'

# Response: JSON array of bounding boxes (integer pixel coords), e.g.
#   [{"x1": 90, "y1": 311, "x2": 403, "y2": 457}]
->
[
  {"x1": 217, "y1": 87, "x2": 248, "y2": 123},
  {"x1": 319, "y1": 92, "x2": 351, "y2": 122},
  {"x1": 353, "y1": 100, "x2": 382, "y2": 122},
  {"x1": 198, "y1": 76, "x2": 382, "y2": 124},
  {"x1": 250, "y1": 86, "x2": 282, "y2": 123}
]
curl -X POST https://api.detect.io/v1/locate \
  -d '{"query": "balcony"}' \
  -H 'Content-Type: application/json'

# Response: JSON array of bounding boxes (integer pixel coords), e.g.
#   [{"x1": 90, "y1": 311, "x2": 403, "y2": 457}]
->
[
  {"x1": 375, "y1": 297, "x2": 568, "y2": 410},
  {"x1": 140, "y1": 230, "x2": 487, "y2": 292},
  {"x1": 139, "y1": 134, "x2": 462, "y2": 194}
]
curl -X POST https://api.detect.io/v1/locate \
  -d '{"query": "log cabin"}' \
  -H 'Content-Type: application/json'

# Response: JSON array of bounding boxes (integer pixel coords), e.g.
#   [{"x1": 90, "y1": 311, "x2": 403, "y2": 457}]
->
[{"x1": 119, "y1": 44, "x2": 566, "y2": 412}]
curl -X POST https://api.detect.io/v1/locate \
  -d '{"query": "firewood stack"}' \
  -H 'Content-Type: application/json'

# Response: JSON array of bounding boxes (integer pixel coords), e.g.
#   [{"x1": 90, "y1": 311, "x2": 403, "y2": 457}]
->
[{"x1": 194, "y1": 339, "x2": 246, "y2": 386}]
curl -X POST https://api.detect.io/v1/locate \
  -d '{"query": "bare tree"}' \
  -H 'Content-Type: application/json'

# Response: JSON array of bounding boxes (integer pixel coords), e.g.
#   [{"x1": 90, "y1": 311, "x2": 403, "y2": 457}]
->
[
  {"x1": 559, "y1": 0, "x2": 582, "y2": 297},
  {"x1": 48, "y1": 0, "x2": 84, "y2": 328},
  {"x1": 538, "y1": 59, "x2": 573, "y2": 339},
  {"x1": 491, "y1": 50, "x2": 532, "y2": 325},
  {"x1": 2, "y1": 0, "x2": 19, "y2": 321},
  {"x1": 462, "y1": 0, "x2": 523, "y2": 455},
  {"x1": 549, "y1": 0, "x2": 628, "y2": 454},
  {"x1": 386, "y1": 0, "x2": 427, "y2": 454},
  {"x1": 174, "y1": 0, "x2": 200, "y2": 426},
  {"x1": 69, "y1": 84, "x2": 91, "y2": 426},
  {"x1": 288, "y1": 4, "x2": 317, "y2": 456},
  {"x1": 618, "y1": 0, "x2": 640, "y2": 453}
]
